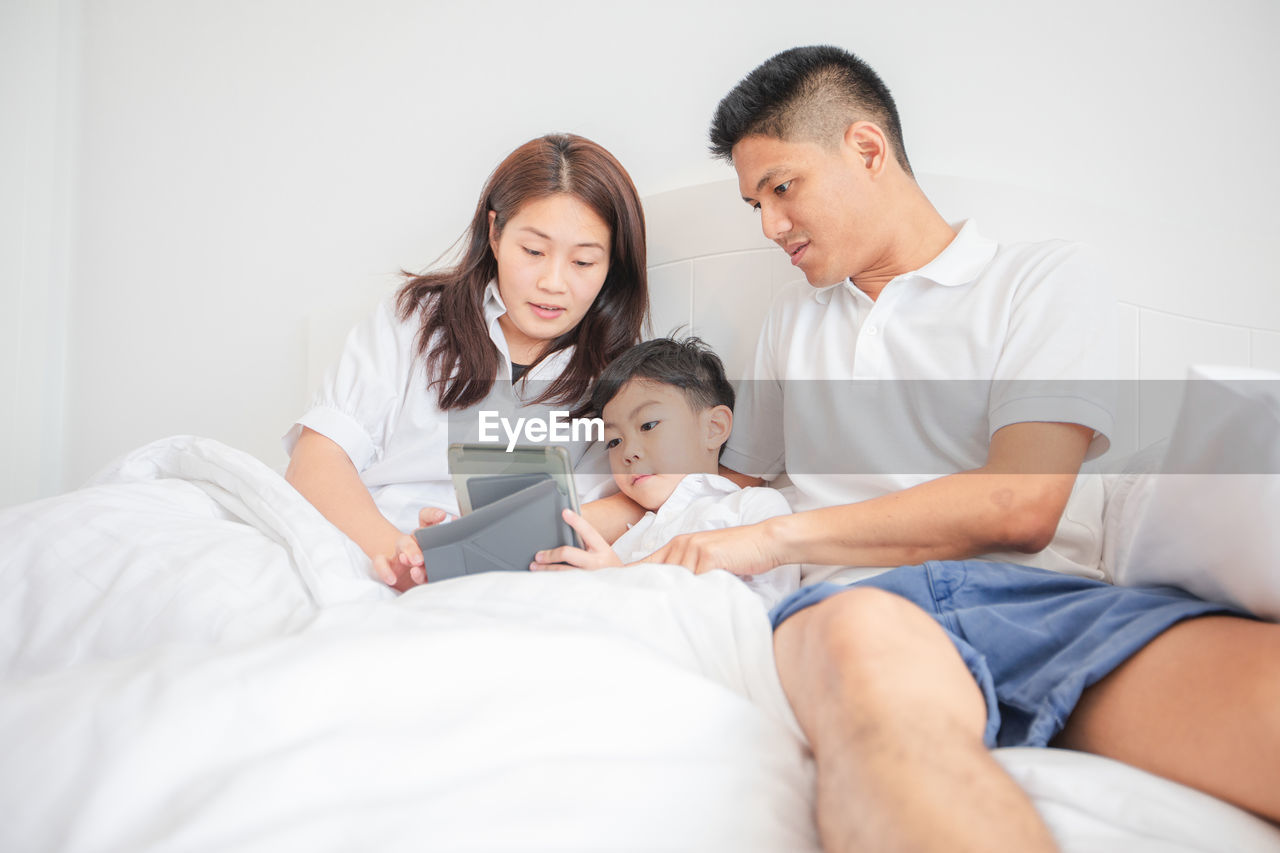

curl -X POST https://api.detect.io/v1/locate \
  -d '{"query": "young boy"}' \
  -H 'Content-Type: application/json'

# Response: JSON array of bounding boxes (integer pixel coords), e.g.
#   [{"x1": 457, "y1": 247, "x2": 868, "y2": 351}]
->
[
  {"x1": 530, "y1": 337, "x2": 800, "y2": 608},
  {"x1": 378, "y1": 337, "x2": 799, "y2": 607}
]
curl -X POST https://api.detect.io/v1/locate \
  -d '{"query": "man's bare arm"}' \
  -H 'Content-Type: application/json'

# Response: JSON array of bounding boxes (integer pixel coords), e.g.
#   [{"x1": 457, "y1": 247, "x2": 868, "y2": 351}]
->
[
  {"x1": 774, "y1": 421, "x2": 1093, "y2": 566},
  {"x1": 643, "y1": 421, "x2": 1094, "y2": 573}
]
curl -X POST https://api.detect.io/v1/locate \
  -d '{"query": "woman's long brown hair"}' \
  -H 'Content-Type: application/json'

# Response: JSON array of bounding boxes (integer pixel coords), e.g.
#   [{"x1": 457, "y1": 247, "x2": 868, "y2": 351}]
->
[{"x1": 396, "y1": 134, "x2": 648, "y2": 411}]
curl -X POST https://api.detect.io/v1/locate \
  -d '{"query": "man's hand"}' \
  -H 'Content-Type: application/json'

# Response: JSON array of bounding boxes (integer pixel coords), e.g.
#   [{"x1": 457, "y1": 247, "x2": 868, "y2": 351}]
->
[
  {"x1": 372, "y1": 506, "x2": 454, "y2": 590},
  {"x1": 637, "y1": 520, "x2": 783, "y2": 576},
  {"x1": 530, "y1": 509, "x2": 624, "y2": 571}
]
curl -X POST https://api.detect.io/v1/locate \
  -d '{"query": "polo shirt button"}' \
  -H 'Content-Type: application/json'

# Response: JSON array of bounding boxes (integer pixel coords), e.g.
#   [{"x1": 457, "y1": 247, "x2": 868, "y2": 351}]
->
[{"x1": 866, "y1": 325, "x2": 878, "y2": 336}]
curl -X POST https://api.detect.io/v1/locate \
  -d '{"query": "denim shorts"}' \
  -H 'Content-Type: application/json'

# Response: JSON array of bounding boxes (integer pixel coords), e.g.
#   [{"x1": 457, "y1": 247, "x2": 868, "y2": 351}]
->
[{"x1": 768, "y1": 561, "x2": 1240, "y2": 748}]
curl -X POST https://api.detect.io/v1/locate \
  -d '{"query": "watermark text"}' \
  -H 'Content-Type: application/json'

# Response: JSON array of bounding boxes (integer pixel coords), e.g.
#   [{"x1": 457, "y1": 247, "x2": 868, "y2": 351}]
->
[{"x1": 477, "y1": 410, "x2": 604, "y2": 452}]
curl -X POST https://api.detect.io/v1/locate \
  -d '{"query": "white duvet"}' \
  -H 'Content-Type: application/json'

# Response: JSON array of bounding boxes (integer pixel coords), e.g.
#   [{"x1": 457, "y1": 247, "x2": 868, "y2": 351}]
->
[{"x1": 1, "y1": 437, "x2": 1277, "y2": 852}]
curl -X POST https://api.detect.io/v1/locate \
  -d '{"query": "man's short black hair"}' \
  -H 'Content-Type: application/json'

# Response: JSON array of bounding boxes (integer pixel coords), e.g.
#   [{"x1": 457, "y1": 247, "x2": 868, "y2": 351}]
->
[
  {"x1": 590, "y1": 336, "x2": 735, "y2": 418},
  {"x1": 709, "y1": 45, "x2": 912, "y2": 176}
]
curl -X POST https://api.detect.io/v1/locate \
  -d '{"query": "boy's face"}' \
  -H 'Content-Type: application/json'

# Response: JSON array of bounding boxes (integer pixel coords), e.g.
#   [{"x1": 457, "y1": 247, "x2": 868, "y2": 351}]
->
[{"x1": 601, "y1": 379, "x2": 730, "y2": 512}]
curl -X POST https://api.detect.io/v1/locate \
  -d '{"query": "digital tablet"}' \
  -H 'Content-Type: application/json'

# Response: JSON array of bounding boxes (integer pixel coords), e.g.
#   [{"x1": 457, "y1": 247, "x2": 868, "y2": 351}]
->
[
  {"x1": 413, "y1": 478, "x2": 575, "y2": 583},
  {"x1": 407, "y1": 444, "x2": 584, "y2": 583},
  {"x1": 448, "y1": 443, "x2": 582, "y2": 525}
]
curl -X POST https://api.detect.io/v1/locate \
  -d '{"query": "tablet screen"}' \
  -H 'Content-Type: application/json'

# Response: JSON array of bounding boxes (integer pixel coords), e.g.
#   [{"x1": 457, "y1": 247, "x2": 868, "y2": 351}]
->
[{"x1": 447, "y1": 444, "x2": 582, "y2": 547}]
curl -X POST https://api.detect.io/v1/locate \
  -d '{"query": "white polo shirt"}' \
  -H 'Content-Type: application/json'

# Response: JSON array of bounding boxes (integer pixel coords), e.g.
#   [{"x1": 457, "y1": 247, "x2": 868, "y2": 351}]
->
[
  {"x1": 721, "y1": 221, "x2": 1116, "y2": 582},
  {"x1": 611, "y1": 473, "x2": 801, "y2": 610},
  {"x1": 284, "y1": 281, "x2": 609, "y2": 532}
]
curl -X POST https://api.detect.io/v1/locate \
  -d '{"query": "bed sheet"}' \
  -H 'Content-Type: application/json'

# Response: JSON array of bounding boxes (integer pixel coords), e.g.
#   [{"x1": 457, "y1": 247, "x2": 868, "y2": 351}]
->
[
  {"x1": 0, "y1": 569, "x2": 819, "y2": 852},
  {"x1": 0, "y1": 435, "x2": 382, "y2": 680},
  {"x1": 1, "y1": 436, "x2": 1277, "y2": 852}
]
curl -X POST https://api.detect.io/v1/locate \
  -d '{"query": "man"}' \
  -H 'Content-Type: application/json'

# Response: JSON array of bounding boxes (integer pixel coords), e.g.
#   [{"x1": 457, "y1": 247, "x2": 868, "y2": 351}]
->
[{"x1": 643, "y1": 45, "x2": 1280, "y2": 852}]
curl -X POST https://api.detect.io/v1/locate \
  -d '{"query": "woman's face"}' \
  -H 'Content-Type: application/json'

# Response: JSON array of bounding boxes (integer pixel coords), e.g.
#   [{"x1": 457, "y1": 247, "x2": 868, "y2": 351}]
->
[{"x1": 489, "y1": 194, "x2": 612, "y2": 364}]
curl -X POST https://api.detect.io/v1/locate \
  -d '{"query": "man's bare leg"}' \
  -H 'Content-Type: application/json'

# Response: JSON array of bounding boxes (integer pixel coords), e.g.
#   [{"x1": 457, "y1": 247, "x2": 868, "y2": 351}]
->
[
  {"x1": 774, "y1": 587, "x2": 1058, "y2": 852},
  {"x1": 1055, "y1": 614, "x2": 1280, "y2": 823}
]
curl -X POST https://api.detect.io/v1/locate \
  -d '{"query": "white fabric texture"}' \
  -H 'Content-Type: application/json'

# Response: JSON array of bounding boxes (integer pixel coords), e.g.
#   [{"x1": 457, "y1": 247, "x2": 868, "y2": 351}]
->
[
  {"x1": 0, "y1": 435, "x2": 383, "y2": 679},
  {"x1": 2, "y1": 436, "x2": 1277, "y2": 851},
  {"x1": 1098, "y1": 438, "x2": 1169, "y2": 582},
  {"x1": 0, "y1": 436, "x2": 815, "y2": 852},
  {"x1": 997, "y1": 749, "x2": 1280, "y2": 853},
  {"x1": 722, "y1": 220, "x2": 1116, "y2": 583},
  {"x1": 1110, "y1": 365, "x2": 1280, "y2": 621},
  {"x1": 282, "y1": 282, "x2": 610, "y2": 532},
  {"x1": 610, "y1": 473, "x2": 801, "y2": 610}
]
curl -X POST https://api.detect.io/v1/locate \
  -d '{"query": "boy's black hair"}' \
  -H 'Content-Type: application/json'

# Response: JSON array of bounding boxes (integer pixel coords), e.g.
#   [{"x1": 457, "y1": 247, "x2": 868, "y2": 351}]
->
[
  {"x1": 590, "y1": 336, "x2": 735, "y2": 418},
  {"x1": 708, "y1": 44, "x2": 912, "y2": 176}
]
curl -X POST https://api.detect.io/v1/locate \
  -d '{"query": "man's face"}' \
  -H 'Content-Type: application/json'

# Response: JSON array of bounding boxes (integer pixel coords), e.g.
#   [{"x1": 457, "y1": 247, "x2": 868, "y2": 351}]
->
[{"x1": 732, "y1": 133, "x2": 878, "y2": 287}]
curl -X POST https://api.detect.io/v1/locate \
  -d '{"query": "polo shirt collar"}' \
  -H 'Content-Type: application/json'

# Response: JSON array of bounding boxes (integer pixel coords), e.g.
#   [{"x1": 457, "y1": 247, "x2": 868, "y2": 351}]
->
[
  {"x1": 811, "y1": 280, "x2": 848, "y2": 306},
  {"x1": 912, "y1": 219, "x2": 998, "y2": 287},
  {"x1": 655, "y1": 472, "x2": 739, "y2": 518},
  {"x1": 813, "y1": 219, "x2": 998, "y2": 304}
]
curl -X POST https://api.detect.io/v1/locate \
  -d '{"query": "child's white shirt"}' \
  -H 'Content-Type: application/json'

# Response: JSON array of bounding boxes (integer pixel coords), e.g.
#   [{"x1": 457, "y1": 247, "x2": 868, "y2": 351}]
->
[{"x1": 610, "y1": 473, "x2": 800, "y2": 610}]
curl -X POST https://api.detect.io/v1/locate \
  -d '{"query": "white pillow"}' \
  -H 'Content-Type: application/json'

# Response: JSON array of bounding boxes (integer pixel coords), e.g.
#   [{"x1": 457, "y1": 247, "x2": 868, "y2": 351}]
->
[
  {"x1": 1108, "y1": 365, "x2": 1280, "y2": 621},
  {"x1": 1098, "y1": 439, "x2": 1166, "y2": 582}
]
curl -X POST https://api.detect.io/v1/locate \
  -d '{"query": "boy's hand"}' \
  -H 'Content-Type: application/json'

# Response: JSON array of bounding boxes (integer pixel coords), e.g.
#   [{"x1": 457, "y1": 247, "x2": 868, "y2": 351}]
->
[
  {"x1": 530, "y1": 509, "x2": 624, "y2": 572},
  {"x1": 372, "y1": 507, "x2": 454, "y2": 590}
]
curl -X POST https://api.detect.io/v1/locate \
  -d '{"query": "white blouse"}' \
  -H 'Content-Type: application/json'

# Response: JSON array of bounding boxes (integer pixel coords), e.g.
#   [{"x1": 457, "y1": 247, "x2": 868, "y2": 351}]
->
[{"x1": 284, "y1": 281, "x2": 610, "y2": 532}]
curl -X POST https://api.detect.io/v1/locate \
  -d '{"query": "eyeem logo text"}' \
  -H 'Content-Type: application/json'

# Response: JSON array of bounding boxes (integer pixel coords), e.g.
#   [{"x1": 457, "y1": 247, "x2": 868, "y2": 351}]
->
[{"x1": 478, "y1": 411, "x2": 604, "y2": 452}]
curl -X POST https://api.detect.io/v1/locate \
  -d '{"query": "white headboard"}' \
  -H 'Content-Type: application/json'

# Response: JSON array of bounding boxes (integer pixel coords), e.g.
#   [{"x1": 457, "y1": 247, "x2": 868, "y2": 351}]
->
[
  {"x1": 306, "y1": 176, "x2": 1277, "y2": 452},
  {"x1": 644, "y1": 176, "x2": 1279, "y2": 376},
  {"x1": 642, "y1": 176, "x2": 1280, "y2": 455},
  {"x1": 642, "y1": 179, "x2": 793, "y2": 380}
]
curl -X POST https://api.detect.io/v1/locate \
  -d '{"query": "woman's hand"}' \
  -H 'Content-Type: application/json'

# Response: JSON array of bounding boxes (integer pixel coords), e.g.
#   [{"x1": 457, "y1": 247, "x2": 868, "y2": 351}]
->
[
  {"x1": 372, "y1": 507, "x2": 455, "y2": 590},
  {"x1": 530, "y1": 509, "x2": 624, "y2": 572}
]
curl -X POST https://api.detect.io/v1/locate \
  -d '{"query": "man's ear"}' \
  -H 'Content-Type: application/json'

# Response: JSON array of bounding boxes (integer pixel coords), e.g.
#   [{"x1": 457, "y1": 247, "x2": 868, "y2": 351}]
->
[
  {"x1": 487, "y1": 210, "x2": 499, "y2": 252},
  {"x1": 704, "y1": 404, "x2": 733, "y2": 452},
  {"x1": 842, "y1": 121, "x2": 889, "y2": 176}
]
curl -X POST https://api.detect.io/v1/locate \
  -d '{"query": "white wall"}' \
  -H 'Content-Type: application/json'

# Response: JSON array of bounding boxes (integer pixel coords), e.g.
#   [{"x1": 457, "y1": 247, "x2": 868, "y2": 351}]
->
[
  {"x1": 1, "y1": 0, "x2": 77, "y2": 507},
  {"x1": 3, "y1": 0, "x2": 1278, "y2": 506}
]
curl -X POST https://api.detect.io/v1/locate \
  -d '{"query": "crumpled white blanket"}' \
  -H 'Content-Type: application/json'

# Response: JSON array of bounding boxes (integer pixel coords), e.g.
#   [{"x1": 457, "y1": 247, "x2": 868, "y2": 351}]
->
[
  {"x1": 1, "y1": 436, "x2": 1277, "y2": 852},
  {"x1": 0, "y1": 436, "x2": 816, "y2": 852}
]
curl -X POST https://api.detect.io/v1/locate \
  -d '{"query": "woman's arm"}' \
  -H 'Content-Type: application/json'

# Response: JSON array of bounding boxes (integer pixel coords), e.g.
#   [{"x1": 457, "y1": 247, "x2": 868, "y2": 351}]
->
[{"x1": 285, "y1": 426, "x2": 403, "y2": 569}]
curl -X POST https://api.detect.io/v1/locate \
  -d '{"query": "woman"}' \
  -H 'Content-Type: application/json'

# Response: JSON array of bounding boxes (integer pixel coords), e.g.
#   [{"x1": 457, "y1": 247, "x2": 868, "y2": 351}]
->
[{"x1": 284, "y1": 134, "x2": 648, "y2": 590}]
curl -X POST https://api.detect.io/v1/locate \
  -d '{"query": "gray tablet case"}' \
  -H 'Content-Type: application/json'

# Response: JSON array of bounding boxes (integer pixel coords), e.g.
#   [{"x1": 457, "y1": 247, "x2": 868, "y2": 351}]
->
[
  {"x1": 413, "y1": 478, "x2": 573, "y2": 583},
  {"x1": 467, "y1": 472, "x2": 551, "y2": 511}
]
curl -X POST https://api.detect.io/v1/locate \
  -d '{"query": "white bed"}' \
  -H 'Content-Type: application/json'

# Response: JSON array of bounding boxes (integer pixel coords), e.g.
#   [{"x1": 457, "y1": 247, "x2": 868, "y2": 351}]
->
[{"x1": 2, "y1": 177, "x2": 1278, "y2": 852}]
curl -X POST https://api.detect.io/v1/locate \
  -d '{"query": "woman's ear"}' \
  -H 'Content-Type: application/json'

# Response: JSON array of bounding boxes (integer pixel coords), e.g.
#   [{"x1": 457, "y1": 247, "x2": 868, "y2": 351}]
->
[
  {"x1": 704, "y1": 404, "x2": 733, "y2": 452},
  {"x1": 487, "y1": 210, "x2": 499, "y2": 252}
]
